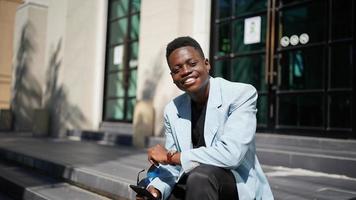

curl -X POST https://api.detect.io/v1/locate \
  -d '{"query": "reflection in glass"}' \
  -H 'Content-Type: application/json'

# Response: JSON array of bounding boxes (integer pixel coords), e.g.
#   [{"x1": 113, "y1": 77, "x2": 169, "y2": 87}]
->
[
  {"x1": 213, "y1": 59, "x2": 230, "y2": 79},
  {"x1": 132, "y1": 0, "x2": 141, "y2": 13},
  {"x1": 231, "y1": 55, "x2": 267, "y2": 91},
  {"x1": 329, "y1": 94, "x2": 352, "y2": 128},
  {"x1": 217, "y1": 0, "x2": 231, "y2": 19},
  {"x1": 278, "y1": 94, "x2": 323, "y2": 127},
  {"x1": 130, "y1": 41, "x2": 139, "y2": 61},
  {"x1": 216, "y1": 23, "x2": 231, "y2": 56},
  {"x1": 110, "y1": 0, "x2": 129, "y2": 19},
  {"x1": 128, "y1": 69, "x2": 137, "y2": 97},
  {"x1": 107, "y1": 73, "x2": 125, "y2": 98},
  {"x1": 105, "y1": 99, "x2": 124, "y2": 120},
  {"x1": 232, "y1": 15, "x2": 266, "y2": 53},
  {"x1": 109, "y1": 19, "x2": 128, "y2": 45},
  {"x1": 330, "y1": 43, "x2": 352, "y2": 88},
  {"x1": 126, "y1": 98, "x2": 136, "y2": 120},
  {"x1": 279, "y1": 48, "x2": 324, "y2": 90},
  {"x1": 131, "y1": 14, "x2": 140, "y2": 40},
  {"x1": 235, "y1": 0, "x2": 266, "y2": 16},
  {"x1": 279, "y1": 1, "x2": 326, "y2": 46}
]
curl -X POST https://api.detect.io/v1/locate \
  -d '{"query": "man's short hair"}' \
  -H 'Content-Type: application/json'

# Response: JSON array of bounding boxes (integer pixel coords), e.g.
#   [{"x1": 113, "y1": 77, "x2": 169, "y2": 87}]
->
[{"x1": 166, "y1": 36, "x2": 205, "y2": 62}]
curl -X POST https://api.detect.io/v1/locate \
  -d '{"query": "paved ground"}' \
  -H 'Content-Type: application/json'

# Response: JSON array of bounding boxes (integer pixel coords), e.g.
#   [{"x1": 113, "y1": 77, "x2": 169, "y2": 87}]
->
[{"x1": 0, "y1": 134, "x2": 355, "y2": 199}]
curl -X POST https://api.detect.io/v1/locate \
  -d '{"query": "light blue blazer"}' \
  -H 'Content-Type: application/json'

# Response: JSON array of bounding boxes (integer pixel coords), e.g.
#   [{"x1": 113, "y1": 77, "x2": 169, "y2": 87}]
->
[{"x1": 149, "y1": 77, "x2": 274, "y2": 200}]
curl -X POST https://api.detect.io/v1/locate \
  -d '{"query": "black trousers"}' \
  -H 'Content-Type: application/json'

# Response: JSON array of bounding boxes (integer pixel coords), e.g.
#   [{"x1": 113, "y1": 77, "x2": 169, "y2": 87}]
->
[{"x1": 167, "y1": 164, "x2": 238, "y2": 200}]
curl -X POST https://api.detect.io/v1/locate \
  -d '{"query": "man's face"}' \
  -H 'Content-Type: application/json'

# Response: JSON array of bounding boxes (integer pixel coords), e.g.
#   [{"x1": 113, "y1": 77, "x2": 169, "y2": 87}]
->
[{"x1": 168, "y1": 46, "x2": 211, "y2": 95}]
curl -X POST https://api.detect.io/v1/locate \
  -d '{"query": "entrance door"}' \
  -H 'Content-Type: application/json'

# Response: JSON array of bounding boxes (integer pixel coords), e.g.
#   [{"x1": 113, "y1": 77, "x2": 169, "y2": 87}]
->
[{"x1": 211, "y1": 0, "x2": 354, "y2": 137}]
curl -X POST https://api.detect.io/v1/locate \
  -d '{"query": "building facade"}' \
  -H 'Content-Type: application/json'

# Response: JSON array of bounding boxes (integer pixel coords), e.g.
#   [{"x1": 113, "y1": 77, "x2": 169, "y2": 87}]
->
[{"x1": 2, "y1": 0, "x2": 355, "y2": 139}]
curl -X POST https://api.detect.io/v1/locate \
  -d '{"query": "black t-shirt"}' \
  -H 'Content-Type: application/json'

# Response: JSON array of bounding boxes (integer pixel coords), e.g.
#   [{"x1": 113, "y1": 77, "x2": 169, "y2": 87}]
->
[{"x1": 191, "y1": 100, "x2": 207, "y2": 148}]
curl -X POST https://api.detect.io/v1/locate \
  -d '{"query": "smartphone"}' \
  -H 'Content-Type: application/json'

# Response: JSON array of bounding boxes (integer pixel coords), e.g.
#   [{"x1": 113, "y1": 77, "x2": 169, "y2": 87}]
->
[{"x1": 129, "y1": 185, "x2": 157, "y2": 200}]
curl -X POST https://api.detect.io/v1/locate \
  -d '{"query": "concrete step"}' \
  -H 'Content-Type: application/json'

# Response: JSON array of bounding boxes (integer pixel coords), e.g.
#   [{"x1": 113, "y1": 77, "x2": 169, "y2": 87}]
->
[
  {"x1": 147, "y1": 134, "x2": 356, "y2": 178},
  {"x1": 256, "y1": 133, "x2": 356, "y2": 178},
  {"x1": 0, "y1": 137, "x2": 151, "y2": 200},
  {"x1": 0, "y1": 160, "x2": 110, "y2": 200},
  {"x1": 67, "y1": 129, "x2": 133, "y2": 146}
]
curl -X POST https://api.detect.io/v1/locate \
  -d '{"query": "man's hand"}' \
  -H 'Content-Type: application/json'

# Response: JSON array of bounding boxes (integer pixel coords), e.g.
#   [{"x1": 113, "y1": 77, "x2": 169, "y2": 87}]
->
[
  {"x1": 135, "y1": 186, "x2": 161, "y2": 200},
  {"x1": 148, "y1": 144, "x2": 168, "y2": 166}
]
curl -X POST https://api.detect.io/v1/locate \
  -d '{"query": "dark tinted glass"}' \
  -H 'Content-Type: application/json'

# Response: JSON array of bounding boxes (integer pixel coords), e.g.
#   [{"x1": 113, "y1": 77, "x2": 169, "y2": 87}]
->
[
  {"x1": 278, "y1": 94, "x2": 323, "y2": 127},
  {"x1": 131, "y1": 0, "x2": 141, "y2": 13},
  {"x1": 110, "y1": 0, "x2": 129, "y2": 19},
  {"x1": 279, "y1": 1, "x2": 327, "y2": 46},
  {"x1": 109, "y1": 19, "x2": 128, "y2": 45},
  {"x1": 131, "y1": 14, "x2": 140, "y2": 40},
  {"x1": 329, "y1": 93, "x2": 352, "y2": 128},
  {"x1": 235, "y1": 0, "x2": 267, "y2": 16},
  {"x1": 128, "y1": 69, "x2": 137, "y2": 97},
  {"x1": 105, "y1": 99, "x2": 124, "y2": 120},
  {"x1": 216, "y1": 22, "x2": 231, "y2": 56},
  {"x1": 330, "y1": 43, "x2": 352, "y2": 88},
  {"x1": 213, "y1": 59, "x2": 231, "y2": 79},
  {"x1": 278, "y1": 48, "x2": 325, "y2": 90},
  {"x1": 331, "y1": 0, "x2": 352, "y2": 39},
  {"x1": 106, "y1": 73, "x2": 125, "y2": 97},
  {"x1": 126, "y1": 98, "x2": 136, "y2": 120},
  {"x1": 232, "y1": 15, "x2": 266, "y2": 53},
  {"x1": 231, "y1": 55, "x2": 267, "y2": 91},
  {"x1": 217, "y1": 0, "x2": 231, "y2": 19},
  {"x1": 257, "y1": 95, "x2": 268, "y2": 125}
]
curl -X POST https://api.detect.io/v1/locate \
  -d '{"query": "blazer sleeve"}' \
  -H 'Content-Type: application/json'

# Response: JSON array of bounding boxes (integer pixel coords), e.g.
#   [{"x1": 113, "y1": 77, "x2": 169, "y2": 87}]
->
[
  {"x1": 180, "y1": 85, "x2": 258, "y2": 172},
  {"x1": 148, "y1": 108, "x2": 181, "y2": 200}
]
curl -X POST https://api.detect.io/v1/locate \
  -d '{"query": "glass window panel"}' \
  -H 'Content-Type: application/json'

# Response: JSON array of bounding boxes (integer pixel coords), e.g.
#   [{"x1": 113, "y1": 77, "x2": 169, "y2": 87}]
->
[
  {"x1": 330, "y1": 43, "x2": 352, "y2": 88},
  {"x1": 235, "y1": 0, "x2": 267, "y2": 16},
  {"x1": 216, "y1": 22, "x2": 231, "y2": 56},
  {"x1": 331, "y1": 0, "x2": 352, "y2": 39},
  {"x1": 329, "y1": 93, "x2": 352, "y2": 128},
  {"x1": 130, "y1": 14, "x2": 140, "y2": 40},
  {"x1": 279, "y1": 1, "x2": 327, "y2": 47},
  {"x1": 109, "y1": 18, "x2": 128, "y2": 45},
  {"x1": 231, "y1": 55, "x2": 267, "y2": 91},
  {"x1": 278, "y1": 94, "x2": 323, "y2": 127},
  {"x1": 257, "y1": 95, "x2": 268, "y2": 125},
  {"x1": 105, "y1": 98, "x2": 124, "y2": 120},
  {"x1": 213, "y1": 59, "x2": 231, "y2": 80},
  {"x1": 110, "y1": 0, "x2": 129, "y2": 19},
  {"x1": 131, "y1": 0, "x2": 141, "y2": 13},
  {"x1": 278, "y1": 48, "x2": 325, "y2": 90},
  {"x1": 217, "y1": 0, "x2": 231, "y2": 19},
  {"x1": 108, "y1": 45, "x2": 125, "y2": 71},
  {"x1": 232, "y1": 15, "x2": 266, "y2": 53},
  {"x1": 278, "y1": 94, "x2": 297, "y2": 126},
  {"x1": 130, "y1": 41, "x2": 139, "y2": 62},
  {"x1": 126, "y1": 98, "x2": 136, "y2": 121},
  {"x1": 106, "y1": 72, "x2": 125, "y2": 97},
  {"x1": 128, "y1": 69, "x2": 137, "y2": 97},
  {"x1": 299, "y1": 94, "x2": 323, "y2": 127}
]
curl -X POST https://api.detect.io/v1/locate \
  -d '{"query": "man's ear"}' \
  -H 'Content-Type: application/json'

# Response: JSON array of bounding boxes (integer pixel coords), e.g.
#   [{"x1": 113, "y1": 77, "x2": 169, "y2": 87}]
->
[{"x1": 205, "y1": 58, "x2": 211, "y2": 72}]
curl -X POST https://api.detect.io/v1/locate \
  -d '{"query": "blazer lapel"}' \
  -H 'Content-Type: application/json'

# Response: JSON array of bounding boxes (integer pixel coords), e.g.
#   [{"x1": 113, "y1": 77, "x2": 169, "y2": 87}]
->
[
  {"x1": 173, "y1": 94, "x2": 192, "y2": 151},
  {"x1": 204, "y1": 78, "x2": 222, "y2": 146}
]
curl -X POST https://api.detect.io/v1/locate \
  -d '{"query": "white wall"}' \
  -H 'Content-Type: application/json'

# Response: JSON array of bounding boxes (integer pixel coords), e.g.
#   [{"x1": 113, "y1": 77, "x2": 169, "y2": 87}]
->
[
  {"x1": 12, "y1": 0, "x2": 108, "y2": 136},
  {"x1": 136, "y1": 0, "x2": 211, "y2": 136}
]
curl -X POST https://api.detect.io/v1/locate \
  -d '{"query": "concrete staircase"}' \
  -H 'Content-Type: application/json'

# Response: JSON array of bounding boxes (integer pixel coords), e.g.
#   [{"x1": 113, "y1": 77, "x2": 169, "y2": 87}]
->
[
  {"x1": 0, "y1": 132, "x2": 355, "y2": 199},
  {"x1": 0, "y1": 135, "x2": 149, "y2": 200}
]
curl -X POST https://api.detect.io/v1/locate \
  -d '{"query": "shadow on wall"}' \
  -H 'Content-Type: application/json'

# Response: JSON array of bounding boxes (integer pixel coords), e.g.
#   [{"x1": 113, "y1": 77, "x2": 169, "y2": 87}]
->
[
  {"x1": 12, "y1": 22, "x2": 86, "y2": 137},
  {"x1": 12, "y1": 22, "x2": 42, "y2": 131},
  {"x1": 134, "y1": 50, "x2": 165, "y2": 144},
  {"x1": 44, "y1": 39, "x2": 86, "y2": 137}
]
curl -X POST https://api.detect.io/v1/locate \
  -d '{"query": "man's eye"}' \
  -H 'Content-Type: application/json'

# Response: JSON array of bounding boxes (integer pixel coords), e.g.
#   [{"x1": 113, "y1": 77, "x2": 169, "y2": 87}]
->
[{"x1": 190, "y1": 62, "x2": 197, "y2": 66}]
